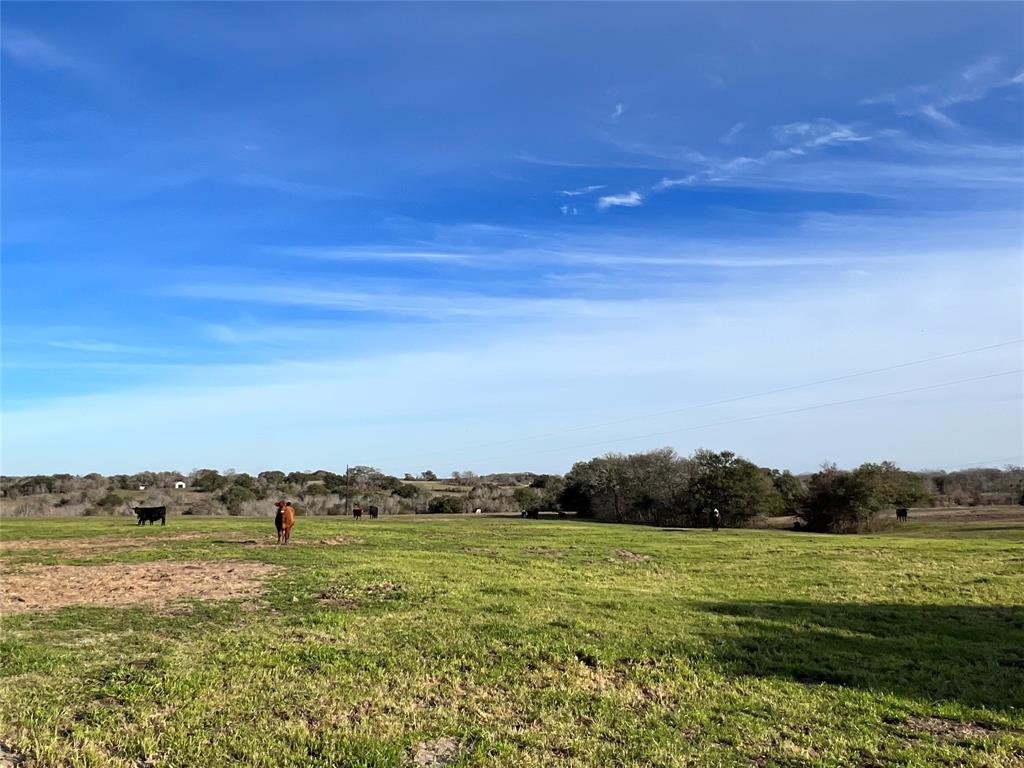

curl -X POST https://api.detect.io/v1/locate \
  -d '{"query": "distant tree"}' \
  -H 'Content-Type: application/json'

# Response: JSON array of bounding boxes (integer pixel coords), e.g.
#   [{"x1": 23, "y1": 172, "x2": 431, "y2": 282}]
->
[
  {"x1": 769, "y1": 469, "x2": 807, "y2": 517},
  {"x1": 220, "y1": 484, "x2": 257, "y2": 515},
  {"x1": 392, "y1": 483, "x2": 419, "y2": 499},
  {"x1": 799, "y1": 461, "x2": 927, "y2": 533},
  {"x1": 286, "y1": 471, "x2": 311, "y2": 487},
  {"x1": 192, "y1": 469, "x2": 228, "y2": 493},
  {"x1": 513, "y1": 486, "x2": 544, "y2": 513},
  {"x1": 97, "y1": 492, "x2": 125, "y2": 509},
  {"x1": 427, "y1": 495, "x2": 464, "y2": 515},
  {"x1": 451, "y1": 471, "x2": 478, "y2": 486},
  {"x1": 681, "y1": 449, "x2": 782, "y2": 526},
  {"x1": 404, "y1": 473, "x2": 416, "y2": 481},
  {"x1": 231, "y1": 473, "x2": 257, "y2": 491},
  {"x1": 421, "y1": 470, "x2": 438, "y2": 481}
]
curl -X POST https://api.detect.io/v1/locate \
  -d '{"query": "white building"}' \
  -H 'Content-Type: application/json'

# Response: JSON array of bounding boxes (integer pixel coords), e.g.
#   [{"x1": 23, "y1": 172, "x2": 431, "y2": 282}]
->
[{"x1": 174, "y1": 481, "x2": 186, "y2": 490}]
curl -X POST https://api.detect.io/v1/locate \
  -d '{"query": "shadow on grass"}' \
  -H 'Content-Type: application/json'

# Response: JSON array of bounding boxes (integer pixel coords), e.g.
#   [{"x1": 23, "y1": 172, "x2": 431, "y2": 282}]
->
[{"x1": 700, "y1": 601, "x2": 1024, "y2": 711}]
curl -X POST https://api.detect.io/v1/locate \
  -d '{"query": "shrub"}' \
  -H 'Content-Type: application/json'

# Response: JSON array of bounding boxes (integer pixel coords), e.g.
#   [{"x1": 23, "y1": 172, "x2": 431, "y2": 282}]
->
[
  {"x1": 220, "y1": 484, "x2": 257, "y2": 515},
  {"x1": 427, "y1": 495, "x2": 464, "y2": 515}
]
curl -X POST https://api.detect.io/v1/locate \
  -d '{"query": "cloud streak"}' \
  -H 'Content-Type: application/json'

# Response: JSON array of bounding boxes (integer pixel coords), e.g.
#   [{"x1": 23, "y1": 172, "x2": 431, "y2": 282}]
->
[
  {"x1": 861, "y1": 57, "x2": 1024, "y2": 127},
  {"x1": 596, "y1": 191, "x2": 643, "y2": 210}
]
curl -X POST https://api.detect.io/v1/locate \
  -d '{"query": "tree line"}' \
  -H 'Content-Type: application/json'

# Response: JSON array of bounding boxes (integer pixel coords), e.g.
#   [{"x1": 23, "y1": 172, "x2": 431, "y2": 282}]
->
[
  {"x1": 554, "y1": 449, "x2": 1023, "y2": 532},
  {"x1": 2, "y1": 454, "x2": 1021, "y2": 530}
]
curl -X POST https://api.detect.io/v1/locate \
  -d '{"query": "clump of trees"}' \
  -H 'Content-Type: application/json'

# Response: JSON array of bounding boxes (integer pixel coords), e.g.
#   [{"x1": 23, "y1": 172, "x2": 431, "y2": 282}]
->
[
  {"x1": 427, "y1": 495, "x2": 464, "y2": 515},
  {"x1": 557, "y1": 448, "x2": 938, "y2": 533},
  {"x1": 558, "y1": 448, "x2": 787, "y2": 527},
  {"x1": 798, "y1": 462, "x2": 927, "y2": 533}
]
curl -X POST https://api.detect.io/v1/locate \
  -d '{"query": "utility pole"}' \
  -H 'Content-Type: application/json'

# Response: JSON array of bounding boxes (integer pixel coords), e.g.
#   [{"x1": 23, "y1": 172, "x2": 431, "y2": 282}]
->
[{"x1": 346, "y1": 464, "x2": 351, "y2": 516}]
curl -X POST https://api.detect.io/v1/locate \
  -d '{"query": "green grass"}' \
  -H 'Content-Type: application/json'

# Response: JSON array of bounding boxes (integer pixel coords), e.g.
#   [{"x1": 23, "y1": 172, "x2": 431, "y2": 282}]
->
[{"x1": 2, "y1": 514, "x2": 1023, "y2": 767}]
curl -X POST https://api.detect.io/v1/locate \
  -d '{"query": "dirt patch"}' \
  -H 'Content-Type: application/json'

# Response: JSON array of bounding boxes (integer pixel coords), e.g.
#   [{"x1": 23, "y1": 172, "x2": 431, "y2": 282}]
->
[
  {"x1": 461, "y1": 547, "x2": 496, "y2": 555},
  {"x1": 0, "y1": 532, "x2": 215, "y2": 554},
  {"x1": 0, "y1": 560, "x2": 281, "y2": 614},
  {"x1": 409, "y1": 737, "x2": 463, "y2": 767},
  {"x1": 906, "y1": 716, "x2": 996, "y2": 740},
  {"x1": 317, "y1": 536, "x2": 364, "y2": 546},
  {"x1": 610, "y1": 549, "x2": 652, "y2": 562},
  {"x1": 525, "y1": 547, "x2": 566, "y2": 559}
]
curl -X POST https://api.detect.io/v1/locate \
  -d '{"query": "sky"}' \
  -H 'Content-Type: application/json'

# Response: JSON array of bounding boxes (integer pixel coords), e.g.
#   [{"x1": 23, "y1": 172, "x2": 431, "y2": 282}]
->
[{"x1": 2, "y1": 1, "x2": 1023, "y2": 477}]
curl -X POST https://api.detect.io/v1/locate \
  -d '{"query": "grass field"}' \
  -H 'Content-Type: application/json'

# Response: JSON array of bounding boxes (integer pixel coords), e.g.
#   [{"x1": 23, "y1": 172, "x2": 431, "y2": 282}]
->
[{"x1": 1, "y1": 511, "x2": 1022, "y2": 767}]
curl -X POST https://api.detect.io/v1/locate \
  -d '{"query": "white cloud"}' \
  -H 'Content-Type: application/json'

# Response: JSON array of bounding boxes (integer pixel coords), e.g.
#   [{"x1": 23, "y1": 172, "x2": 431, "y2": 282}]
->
[
  {"x1": 720, "y1": 122, "x2": 745, "y2": 144},
  {"x1": 48, "y1": 340, "x2": 159, "y2": 355},
  {"x1": 272, "y1": 245, "x2": 470, "y2": 263},
  {"x1": 596, "y1": 191, "x2": 643, "y2": 210},
  {"x1": 6, "y1": 248, "x2": 1019, "y2": 476},
  {"x1": 1, "y1": 28, "x2": 83, "y2": 72},
  {"x1": 560, "y1": 204, "x2": 579, "y2": 216},
  {"x1": 612, "y1": 103, "x2": 625, "y2": 120},
  {"x1": 560, "y1": 185, "x2": 605, "y2": 196},
  {"x1": 861, "y1": 57, "x2": 1024, "y2": 127},
  {"x1": 772, "y1": 119, "x2": 872, "y2": 148}
]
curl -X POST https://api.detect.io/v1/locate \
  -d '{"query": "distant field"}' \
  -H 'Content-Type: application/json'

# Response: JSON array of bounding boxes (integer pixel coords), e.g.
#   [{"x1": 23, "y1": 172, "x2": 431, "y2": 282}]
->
[{"x1": 1, "y1": 510, "x2": 1022, "y2": 767}]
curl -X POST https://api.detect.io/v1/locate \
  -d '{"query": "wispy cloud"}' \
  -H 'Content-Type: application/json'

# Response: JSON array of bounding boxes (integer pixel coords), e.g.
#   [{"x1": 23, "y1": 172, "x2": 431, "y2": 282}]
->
[
  {"x1": 1, "y1": 28, "x2": 85, "y2": 72},
  {"x1": 48, "y1": 340, "x2": 159, "y2": 355},
  {"x1": 560, "y1": 205, "x2": 579, "y2": 216},
  {"x1": 596, "y1": 191, "x2": 643, "y2": 210},
  {"x1": 655, "y1": 119, "x2": 873, "y2": 192},
  {"x1": 236, "y1": 173, "x2": 363, "y2": 200},
  {"x1": 271, "y1": 245, "x2": 471, "y2": 263},
  {"x1": 611, "y1": 103, "x2": 625, "y2": 121},
  {"x1": 720, "y1": 122, "x2": 745, "y2": 144},
  {"x1": 861, "y1": 57, "x2": 1024, "y2": 127},
  {"x1": 560, "y1": 185, "x2": 605, "y2": 197}
]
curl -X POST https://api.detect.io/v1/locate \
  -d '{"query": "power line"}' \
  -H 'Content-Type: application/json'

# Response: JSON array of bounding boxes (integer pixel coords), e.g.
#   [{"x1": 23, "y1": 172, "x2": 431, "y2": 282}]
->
[
  {"x1": 465, "y1": 369, "x2": 1023, "y2": 464},
  {"x1": 464, "y1": 338, "x2": 1023, "y2": 451}
]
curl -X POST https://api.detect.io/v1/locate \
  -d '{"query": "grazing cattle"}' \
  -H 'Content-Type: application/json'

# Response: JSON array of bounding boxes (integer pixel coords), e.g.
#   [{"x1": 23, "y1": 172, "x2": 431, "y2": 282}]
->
[
  {"x1": 134, "y1": 506, "x2": 166, "y2": 526},
  {"x1": 368, "y1": 506, "x2": 379, "y2": 519},
  {"x1": 274, "y1": 500, "x2": 296, "y2": 544},
  {"x1": 896, "y1": 507, "x2": 909, "y2": 522},
  {"x1": 352, "y1": 505, "x2": 363, "y2": 520}
]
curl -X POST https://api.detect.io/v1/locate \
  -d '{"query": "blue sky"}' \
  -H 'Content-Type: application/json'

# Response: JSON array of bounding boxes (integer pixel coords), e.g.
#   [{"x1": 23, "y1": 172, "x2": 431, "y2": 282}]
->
[{"x1": 2, "y1": 2, "x2": 1022, "y2": 476}]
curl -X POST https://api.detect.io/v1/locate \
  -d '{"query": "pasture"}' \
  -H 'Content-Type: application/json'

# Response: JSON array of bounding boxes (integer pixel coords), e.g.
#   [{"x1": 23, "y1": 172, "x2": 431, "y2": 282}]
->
[{"x1": 1, "y1": 511, "x2": 1022, "y2": 767}]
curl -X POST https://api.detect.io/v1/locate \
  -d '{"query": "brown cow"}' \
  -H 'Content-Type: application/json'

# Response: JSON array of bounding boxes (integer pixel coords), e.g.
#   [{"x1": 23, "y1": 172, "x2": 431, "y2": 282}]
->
[
  {"x1": 274, "y1": 500, "x2": 296, "y2": 544},
  {"x1": 352, "y1": 504, "x2": 363, "y2": 520}
]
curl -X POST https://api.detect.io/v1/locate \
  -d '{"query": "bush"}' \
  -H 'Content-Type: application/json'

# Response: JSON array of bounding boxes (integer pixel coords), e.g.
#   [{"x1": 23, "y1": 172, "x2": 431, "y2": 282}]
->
[
  {"x1": 393, "y1": 483, "x2": 419, "y2": 499},
  {"x1": 220, "y1": 484, "x2": 257, "y2": 515},
  {"x1": 97, "y1": 492, "x2": 125, "y2": 509},
  {"x1": 513, "y1": 486, "x2": 543, "y2": 514},
  {"x1": 426, "y1": 495, "x2": 464, "y2": 515}
]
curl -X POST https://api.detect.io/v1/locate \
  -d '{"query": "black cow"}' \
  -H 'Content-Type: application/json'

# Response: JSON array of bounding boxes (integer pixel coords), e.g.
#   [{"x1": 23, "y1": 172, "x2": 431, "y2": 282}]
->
[
  {"x1": 896, "y1": 507, "x2": 909, "y2": 522},
  {"x1": 134, "y1": 506, "x2": 166, "y2": 526},
  {"x1": 368, "y1": 506, "x2": 379, "y2": 519}
]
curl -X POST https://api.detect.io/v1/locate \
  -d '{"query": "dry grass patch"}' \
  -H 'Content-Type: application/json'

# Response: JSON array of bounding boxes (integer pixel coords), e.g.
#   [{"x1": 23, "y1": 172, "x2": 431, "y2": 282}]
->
[
  {"x1": 611, "y1": 549, "x2": 652, "y2": 561},
  {"x1": 409, "y1": 736, "x2": 464, "y2": 767},
  {"x1": 906, "y1": 716, "x2": 999, "y2": 740},
  {"x1": 0, "y1": 560, "x2": 281, "y2": 614},
  {"x1": 0, "y1": 531, "x2": 215, "y2": 554}
]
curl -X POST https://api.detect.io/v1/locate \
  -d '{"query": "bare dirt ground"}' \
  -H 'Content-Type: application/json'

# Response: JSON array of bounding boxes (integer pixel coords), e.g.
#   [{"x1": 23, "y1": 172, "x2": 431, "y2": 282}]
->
[
  {"x1": 0, "y1": 531, "x2": 216, "y2": 553},
  {"x1": 0, "y1": 560, "x2": 280, "y2": 614}
]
